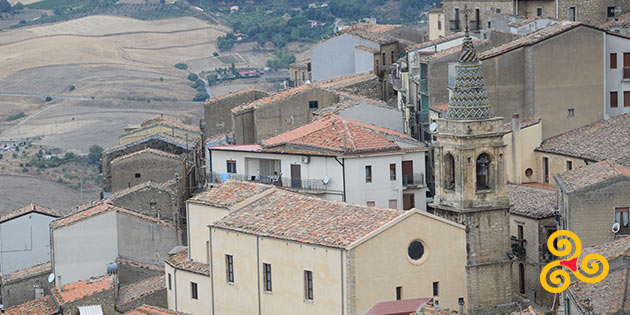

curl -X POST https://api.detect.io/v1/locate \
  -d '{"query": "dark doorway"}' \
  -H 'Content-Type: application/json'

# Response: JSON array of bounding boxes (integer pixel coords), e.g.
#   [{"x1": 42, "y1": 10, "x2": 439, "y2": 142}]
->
[
  {"x1": 291, "y1": 164, "x2": 301, "y2": 189},
  {"x1": 403, "y1": 193, "x2": 415, "y2": 210},
  {"x1": 402, "y1": 160, "x2": 413, "y2": 185}
]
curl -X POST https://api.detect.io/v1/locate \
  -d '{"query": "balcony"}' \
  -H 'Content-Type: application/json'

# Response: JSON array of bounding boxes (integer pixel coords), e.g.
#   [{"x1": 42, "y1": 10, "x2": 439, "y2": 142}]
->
[
  {"x1": 510, "y1": 236, "x2": 526, "y2": 259},
  {"x1": 449, "y1": 20, "x2": 460, "y2": 31},
  {"x1": 624, "y1": 67, "x2": 630, "y2": 80},
  {"x1": 402, "y1": 173, "x2": 425, "y2": 188},
  {"x1": 209, "y1": 172, "x2": 327, "y2": 192}
]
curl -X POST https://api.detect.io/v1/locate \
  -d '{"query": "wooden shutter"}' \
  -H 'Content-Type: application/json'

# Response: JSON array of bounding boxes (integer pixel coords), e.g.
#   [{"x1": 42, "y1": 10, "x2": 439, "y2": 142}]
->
[
  {"x1": 625, "y1": 91, "x2": 630, "y2": 107},
  {"x1": 611, "y1": 53, "x2": 617, "y2": 69},
  {"x1": 624, "y1": 53, "x2": 630, "y2": 67},
  {"x1": 611, "y1": 91, "x2": 618, "y2": 108}
]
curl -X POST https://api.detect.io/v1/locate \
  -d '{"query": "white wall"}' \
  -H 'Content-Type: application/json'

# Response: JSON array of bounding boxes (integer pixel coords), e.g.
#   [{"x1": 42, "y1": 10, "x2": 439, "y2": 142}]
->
[
  {"x1": 311, "y1": 33, "x2": 379, "y2": 81},
  {"x1": 166, "y1": 264, "x2": 211, "y2": 315},
  {"x1": 1, "y1": 213, "x2": 57, "y2": 274},
  {"x1": 53, "y1": 211, "x2": 119, "y2": 287},
  {"x1": 605, "y1": 33, "x2": 630, "y2": 118},
  {"x1": 354, "y1": 48, "x2": 375, "y2": 75}
]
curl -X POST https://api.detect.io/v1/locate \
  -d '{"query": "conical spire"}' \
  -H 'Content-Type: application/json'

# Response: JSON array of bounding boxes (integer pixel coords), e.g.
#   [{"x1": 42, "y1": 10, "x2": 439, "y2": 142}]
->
[{"x1": 445, "y1": 33, "x2": 493, "y2": 120}]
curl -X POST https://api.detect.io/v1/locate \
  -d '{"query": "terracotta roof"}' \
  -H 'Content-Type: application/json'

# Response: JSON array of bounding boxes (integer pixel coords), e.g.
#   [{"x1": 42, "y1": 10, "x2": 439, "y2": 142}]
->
[
  {"x1": 314, "y1": 93, "x2": 390, "y2": 116},
  {"x1": 3, "y1": 262, "x2": 51, "y2": 283},
  {"x1": 109, "y1": 179, "x2": 176, "y2": 201},
  {"x1": 204, "y1": 88, "x2": 268, "y2": 104},
  {"x1": 355, "y1": 45, "x2": 378, "y2": 53},
  {"x1": 106, "y1": 133, "x2": 199, "y2": 154},
  {"x1": 117, "y1": 275, "x2": 165, "y2": 306},
  {"x1": 188, "y1": 180, "x2": 273, "y2": 208},
  {"x1": 125, "y1": 305, "x2": 185, "y2": 315},
  {"x1": 480, "y1": 21, "x2": 581, "y2": 59},
  {"x1": 430, "y1": 103, "x2": 448, "y2": 113},
  {"x1": 1, "y1": 203, "x2": 60, "y2": 223},
  {"x1": 501, "y1": 118, "x2": 542, "y2": 132},
  {"x1": 128, "y1": 116, "x2": 200, "y2": 135},
  {"x1": 602, "y1": 12, "x2": 630, "y2": 28},
  {"x1": 338, "y1": 23, "x2": 418, "y2": 45},
  {"x1": 409, "y1": 32, "x2": 464, "y2": 50},
  {"x1": 51, "y1": 275, "x2": 114, "y2": 305},
  {"x1": 315, "y1": 73, "x2": 378, "y2": 89},
  {"x1": 165, "y1": 248, "x2": 209, "y2": 275},
  {"x1": 262, "y1": 113, "x2": 422, "y2": 155},
  {"x1": 536, "y1": 114, "x2": 630, "y2": 162},
  {"x1": 556, "y1": 160, "x2": 630, "y2": 193},
  {"x1": 417, "y1": 302, "x2": 458, "y2": 314},
  {"x1": 110, "y1": 148, "x2": 182, "y2": 164},
  {"x1": 213, "y1": 188, "x2": 405, "y2": 249},
  {"x1": 568, "y1": 236, "x2": 630, "y2": 314},
  {"x1": 5, "y1": 296, "x2": 58, "y2": 315},
  {"x1": 231, "y1": 84, "x2": 315, "y2": 114},
  {"x1": 116, "y1": 256, "x2": 164, "y2": 272},
  {"x1": 507, "y1": 184, "x2": 556, "y2": 219},
  {"x1": 366, "y1": 297, "x2": 432, "y2": 315},
  {"x1": 51, "y1": 202, "x2": 174, "y2": 230}
]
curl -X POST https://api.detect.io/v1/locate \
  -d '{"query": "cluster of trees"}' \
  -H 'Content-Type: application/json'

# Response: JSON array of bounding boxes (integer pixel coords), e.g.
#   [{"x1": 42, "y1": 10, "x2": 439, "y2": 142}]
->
[
  {"x1": 0, "y1": 0, "x2": 24, "y2": 14},
  {"x1": 266, "y1": 50, "x2": 295, "y2": 69},
  {"x1": 217, "y1": 32, "x2": 237, "y2": 50}
]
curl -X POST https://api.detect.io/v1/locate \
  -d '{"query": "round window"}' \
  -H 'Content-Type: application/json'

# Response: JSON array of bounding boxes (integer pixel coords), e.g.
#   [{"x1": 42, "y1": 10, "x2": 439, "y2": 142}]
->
[
  {"x1": 408, "y1": 240, "x2": 425, "y2": 260},
  {"x1": 525, "y1": 168, "x2": 533, "y2": 178}
]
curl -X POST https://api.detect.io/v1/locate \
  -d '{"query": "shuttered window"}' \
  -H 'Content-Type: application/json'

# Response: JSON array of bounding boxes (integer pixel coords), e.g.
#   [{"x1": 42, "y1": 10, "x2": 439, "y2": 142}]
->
[
  {"x1": 625, "y1": 91, "x2": 630, "y2": 107},
  {"x1": 611, "y1": 91, "x2": 618, "y2": 108}
]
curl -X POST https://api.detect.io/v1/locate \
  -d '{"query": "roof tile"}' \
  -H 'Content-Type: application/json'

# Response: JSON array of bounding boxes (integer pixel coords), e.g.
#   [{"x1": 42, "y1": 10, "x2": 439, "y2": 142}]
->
[
  {"x1": 231, "y1": 85, "x2": 315, "y2": 114},
  {"x1": 508, "y1": 184, "x2": 556, "y2": 219},
  {"x1": 51, "y1": 275, "x2": 114, "y2": 305},
  {"x1": 117, "y1": 275, "x2": 165, "y2": 306},
  {"x1": 51, "y1": 202, "x2": 174, "y2": 230},
  {"x1": 125, "y1": 305, "x2": 186, "y2": 315},
  {"x1": 165, "y1": 248, "x2": 209, "y2": 275},
  {"x1": 5, "y1": 296, "x2": 58, "y2": 315},
  {"x1": 188, "y1": 180, "x2": 273, "y2": 208},
  {"x1": 1, "y1": 203, "x2": 60, "y2": 223},
  {"x1": 3, "y1": 262, "x2": 51, "y2": 283},
  {"x1": 556, "y1": 160, "x2": 630, "y2": 193},
  {"x1": 110, "y1": 148, "x2": 182, "y2": 164}
]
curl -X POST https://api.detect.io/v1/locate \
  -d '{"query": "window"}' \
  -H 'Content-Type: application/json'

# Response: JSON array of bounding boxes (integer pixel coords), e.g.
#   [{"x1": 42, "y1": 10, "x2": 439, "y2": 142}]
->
[
  {"x1": 476, "y1": 153, "x2": 491, "y2": 190},
  {"x1": 536, "y1": 7, "x2": 543, "y2": 16},
  {"x1": 445, "y1": 153, "x2": 455, "y2": 190},
  {"x1": 304, "y1": 270, "x2": 313, "y2": 300},
  {"x1": 432, "y1": 281, "x2": 439, "y2": 296},
  {"x1": 519, "y1": 263, "x2": 525, "y2": 294},
  {"x1": 263, "y1": 263, "x2": 272, "y2": 292},
  {"x1": 566, "y1": 160, "x2": 573, "y2": 171},
  {"x1": 611, "y1": 53, "x2": 617, "y2": 69},
  {"x1": 191, "y1": 282, "x2": 198, "y2": 300},
  {"x1": 608, "y1": 6, "x2": 616, "y2": 18},
  {"x1": 625, "y1": 91, "x2": 630, "y2": 107},
  {"x1": 135, "y1": 173, "x2": 141, "y2": 178},
  {"x1": 495, "y1": 8, "x2": 501, "y2": 14},
  {"x1": 568, "y1": 108, "x2": 575, "y2": 117},
  {"x1": 487, "y1": 21, "x2": 491, "y2": 29},
  {"x1": 437, "y1": 20, "x2": 441, "y2": 30},
  {"x1": 227, "y1": 160, "x2": 237, "y2": 173},
  {"x1": 382, "y1": 53, "x2": 386, "y2": 64},
  {"x1": 308, "y1": 100, "x2": 318, "y2": 109},
  {"x1": 389, "y1": 200, "x2": 398, "y2": 209},
  {"x1": 302, "y1": 72, "x2": 305, "y2": 81},
  {"x1": 569, "y1": 7, "x2": 576, "y2": 21},
  {"x1": 168, "y1": 273, "x2": 172, "y2": 290},
  {"x1": 407, "y1": 240, "x2": 425, "y2": 260},
  {"x1": 615, "y1": 208, "x2": 630, "y2": 234},
  {"x1": 365, "y1": 165, "x2": 372, "y2": 183},
  {"x1": 391, "y1": 51, "x2": 395, "y2": 65},
  {"x1": 611, "y1": 91, "x2": 619, "y2": 108},
  {"x1": 396, "y1": 286, "x2": 402, "y2": 300},
  {"x1": 517, "y1": 225, "x2": 524, "y2": 240},
  {"x1": 226, "y1": 254, "x2": 234, "y2": 283},
  {"x1": 543, "y1": 157, "x2": 549, "y2": 183},
  {"x1": 367, "y1": 201, "x2": 375, "y2": 207},
  {"x1": 624, "y1": 53, "x2": 630, "y2": 79},
  {"x1": 389, "y1": 163, "x2": 396, "y2": 180}
]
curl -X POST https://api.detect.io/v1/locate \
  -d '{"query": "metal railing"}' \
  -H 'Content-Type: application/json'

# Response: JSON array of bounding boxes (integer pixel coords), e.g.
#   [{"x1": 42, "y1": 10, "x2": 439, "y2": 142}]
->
[
  {"x1": 402, "y1": 173, "x2": 425, "y2": 187},
  {"x1": 209, "y1": 172, "x2": 327, "y2": 191},
  {"x1": 510, "y1": 236, "x2": 526, "y2": 259}
]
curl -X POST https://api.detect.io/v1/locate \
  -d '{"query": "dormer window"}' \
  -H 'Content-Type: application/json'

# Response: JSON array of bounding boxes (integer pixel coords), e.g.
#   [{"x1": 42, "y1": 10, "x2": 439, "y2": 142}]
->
[{"x1": 476, "y1": 153, "x2": 491, "y2": 190}]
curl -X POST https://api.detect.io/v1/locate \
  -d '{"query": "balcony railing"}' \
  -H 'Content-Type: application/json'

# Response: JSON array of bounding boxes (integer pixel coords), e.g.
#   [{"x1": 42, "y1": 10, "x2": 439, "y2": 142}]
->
[
  {"x1": 510, "y1": 236, "x2": 526, "y2": 259},
  {"x1": 209, "y1": 172, "x2": 327, "y2": 191},
  {"x1": 624, "y1": 67, "x2": 630, "y2": 79},
  {"x1": 449, "y1": 20, "x2": 460, "y2": 31},
  {"x1": 402, "y1": 173, "x2": 425, "y2": 188}
]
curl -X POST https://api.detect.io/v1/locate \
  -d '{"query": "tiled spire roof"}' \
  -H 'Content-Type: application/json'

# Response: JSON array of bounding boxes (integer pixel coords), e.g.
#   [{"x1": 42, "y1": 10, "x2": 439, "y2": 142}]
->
[{"x1": 445, "y1": 34, "x2": 493, "y2": 120}]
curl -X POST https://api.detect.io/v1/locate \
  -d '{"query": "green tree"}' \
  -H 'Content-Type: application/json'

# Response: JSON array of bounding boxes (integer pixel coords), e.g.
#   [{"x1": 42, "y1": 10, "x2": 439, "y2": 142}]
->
[
  {"x1": 88, "y1": 145, "x2": 104, "y2": 165},
  {"x1": 0, "y1": 0, "x2": 10, "y2": 13},
  {"x1": 12, "y1": 2, "x2": 23, "y2": 10}
]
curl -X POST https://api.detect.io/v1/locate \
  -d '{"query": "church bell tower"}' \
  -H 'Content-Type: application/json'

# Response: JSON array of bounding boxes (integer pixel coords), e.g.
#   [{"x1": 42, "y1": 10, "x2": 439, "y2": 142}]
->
[{"x1": 430, "y1": 30, "x2": 513, "y2": 314}]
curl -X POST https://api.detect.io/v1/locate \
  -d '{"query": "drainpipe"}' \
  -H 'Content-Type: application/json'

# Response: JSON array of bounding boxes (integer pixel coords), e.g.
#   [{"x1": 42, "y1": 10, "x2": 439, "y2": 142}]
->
[
  {"x1": 334, "y1": 157, "x2": 346, "y2": 202},
  {"x1": 208, "y1": 227, "x2": 215, "y2": 315},
  {"x1": 173, "y1": 268, "x2": 177, "y2": 311},
  {"x1": 256, "y1": 236, "x2": 261, "y2": 315},
  {"x1": 340, "y1": 249, "x2": 344, "y2": 315}
]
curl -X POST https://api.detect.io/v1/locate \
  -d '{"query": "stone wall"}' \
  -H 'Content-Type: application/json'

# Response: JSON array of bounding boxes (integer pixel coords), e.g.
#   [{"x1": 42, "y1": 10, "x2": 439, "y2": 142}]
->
[
  {"x1": 110, "y1": 185, "x2": 180, "y2": 224},
  {"x1": 61, "y1": 287, "x2": 116, "y2": 315},
  {"x1": 334, "y1": 77, "x2": 382, "y2": 101},
  {"x1": 116, "y1": 259, "x2": 164, "y2": 287},
  {"x1": 1, "y1": 272, "x2": 53, "y2": 308},
  {"x1": 557, "y1": 0, "x2": 630, "y2": 26},
  {"x1": 204, "y1": 90, "x2": 269, "y2": 138},
  {"x1": 110, "y1": 153, "x2": 185, "y2": 193},
  {"x1": 117, "y1": 288, "x2": 167, "y2": 313},
  {"x1": 443, "y1": 1, "x2": 515, "y2": 35}
]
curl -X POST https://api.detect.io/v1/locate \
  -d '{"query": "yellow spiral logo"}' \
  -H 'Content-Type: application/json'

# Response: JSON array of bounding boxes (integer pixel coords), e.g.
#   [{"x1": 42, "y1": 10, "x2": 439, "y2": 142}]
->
[{"x1": 540, "y1": 230, "x2": 609, "y2": 293}]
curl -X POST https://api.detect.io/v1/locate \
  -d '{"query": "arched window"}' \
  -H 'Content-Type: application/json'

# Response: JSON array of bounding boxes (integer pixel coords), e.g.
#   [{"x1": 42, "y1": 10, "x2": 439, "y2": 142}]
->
[
  {"x1": 444, "y1": 153, "x2": 455, "y2": 190},
  {"x1": 476, "y1": 153, "x2": 491, "y2": 190}
]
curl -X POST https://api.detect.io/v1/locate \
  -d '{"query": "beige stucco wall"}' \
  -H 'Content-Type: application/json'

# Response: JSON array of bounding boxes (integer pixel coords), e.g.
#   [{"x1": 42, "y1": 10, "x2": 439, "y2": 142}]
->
[
  {"x1": 428, "y1": 11, "x2": 446, "y2": 41},
  {"x1": 503, "y1": 122, "x2": 542, "y2": 183},
  {"x1": 165, "y1": 264, "x2": 211, "y2": 315},
  {"x1": 535, "y1": 152, "x2": 589, "y2": 185},
  {"x1": 210, "y1": 228, "x2": 344, "y2": 315},
  {"x1": 187, "y1": 202, "x2": 228, "y2": 263},
  {"x1": 351, "y1": 212, "x2": 466, "y2": 313}
]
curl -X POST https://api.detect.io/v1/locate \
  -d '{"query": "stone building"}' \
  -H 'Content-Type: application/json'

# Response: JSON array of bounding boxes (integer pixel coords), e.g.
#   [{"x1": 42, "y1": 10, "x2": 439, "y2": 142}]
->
[
  {"x1": 536, "y1": 113, "x2": 630, "y2": 185},
  {"x1": 315, "y1": 73, "x2": 382, "y2": 101},
  {"x1": 230, "y1": 85, "x2": 339, "y2": 144},
  {"x1": 120, "y1": 116, "x2": 201, "y2": 146},
  {"x1": 51, "y1": 202, "x2": 179, "y2": 288},
  {"x1": 203, "y1": 89, "x2": 269, "y2": 139},
  {"x1": 167, "y1": 186, "x2": 467, "y2": 315},
  {"x1": 108, "y1": 179, "x2": 182, "y2": 226},
  {"x1": 1, "y1": 262, "x2": 53, "y2": 308},
  {"x1": 507, "y1": 184, "x2": 557, "y2": 308},
  {"x1": 288, "y1": 59, "x2": 311, "y2": 87},
  {"x1": 442, "y1": 0, "x2": 630, "y2": 35},
  {"x1": 110, "y1": 148, "x2": 186, "y2": 193},
  {"x1": 430, "y1": 33, "x2": 513, "y2": 314},
  {"x1": 555, "y1": 161, "x2": 630, "y2": 248},
  {"x1": 102, "y1": 133, "x2": 204, "y2": 195}
]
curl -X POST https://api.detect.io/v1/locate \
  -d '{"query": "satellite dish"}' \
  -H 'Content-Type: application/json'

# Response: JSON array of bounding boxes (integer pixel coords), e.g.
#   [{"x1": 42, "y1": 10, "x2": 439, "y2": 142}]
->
[
  {"x1": 429, "y1": 122, "x2": 438, "y2": 132},
  {"x1": 48, "y1": 273, "x2": 55, "y2": 283},
  {"x1": 323, "y1": 176, "x2": 329, "y2": 185},
  {"x1": 612, "y1": 222, "x2": 621, "y2": 234}
]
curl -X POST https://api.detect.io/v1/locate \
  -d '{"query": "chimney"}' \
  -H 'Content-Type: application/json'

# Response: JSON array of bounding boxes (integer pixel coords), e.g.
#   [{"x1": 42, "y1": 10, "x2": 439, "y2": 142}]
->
[{"x1": 511, "y1": 114, "x2": 521, "y2": 184}]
